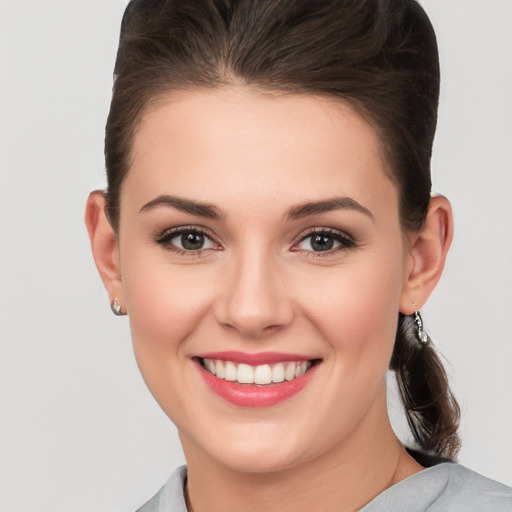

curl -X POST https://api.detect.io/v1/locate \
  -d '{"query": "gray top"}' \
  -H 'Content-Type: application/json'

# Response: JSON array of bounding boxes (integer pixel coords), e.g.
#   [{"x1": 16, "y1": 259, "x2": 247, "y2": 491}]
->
[{"x1": 136, "y1": 463, "x2": 512, "y2": 512}]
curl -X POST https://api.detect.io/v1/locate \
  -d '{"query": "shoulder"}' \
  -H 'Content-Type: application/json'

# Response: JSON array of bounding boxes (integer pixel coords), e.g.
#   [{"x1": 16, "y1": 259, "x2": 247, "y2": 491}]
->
[
  {"x1": 361, "y1": 463, "x2": 512, "y2": 512},
  {"x1": 135, "y1": 466, "x2": 188, "y2": 512},
  {"x1": 432, "y1": 464, "x2": 512, "y2": 511},
  {"x1": 442, "y1": 463, "x2": 511, "y2": 493}
]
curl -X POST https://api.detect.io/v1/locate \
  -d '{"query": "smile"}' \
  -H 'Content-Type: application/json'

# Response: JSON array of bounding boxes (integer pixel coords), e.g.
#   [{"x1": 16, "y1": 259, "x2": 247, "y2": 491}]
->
[
  {"x1": 200, "y1": 358, "x2": 312, "y2": 385},
  {"x1": 195, "y1": 353, "x2": 320, "y2": 408}
]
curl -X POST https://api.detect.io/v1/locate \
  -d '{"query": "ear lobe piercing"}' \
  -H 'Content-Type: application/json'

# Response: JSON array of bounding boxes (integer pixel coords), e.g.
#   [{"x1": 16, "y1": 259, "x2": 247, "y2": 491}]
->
[
  {"x1": 413, "y1": 310, "x2": 429, "y2": 345},
  {"x1": 111, "y1": 297, "x2": 126, "y2": 316}
]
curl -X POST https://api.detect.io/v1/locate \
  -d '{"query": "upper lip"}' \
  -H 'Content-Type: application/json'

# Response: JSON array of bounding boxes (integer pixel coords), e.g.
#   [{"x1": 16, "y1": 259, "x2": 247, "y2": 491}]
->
[{"x1": 195, "y1": 351, "x2": 317, "y2": 366}]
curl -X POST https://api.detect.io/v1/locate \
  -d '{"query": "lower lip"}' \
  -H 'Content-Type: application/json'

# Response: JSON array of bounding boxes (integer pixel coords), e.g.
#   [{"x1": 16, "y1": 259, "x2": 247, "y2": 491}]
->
[{"x1": 196, "y1": 360, "x2": 318, "y2": 408}]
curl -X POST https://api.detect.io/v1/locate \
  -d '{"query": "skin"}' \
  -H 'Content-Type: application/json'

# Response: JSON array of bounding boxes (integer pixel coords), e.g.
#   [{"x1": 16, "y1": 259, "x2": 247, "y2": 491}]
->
[{"x1": 86, "y1": 87, "x2": 453, "y2": 512}]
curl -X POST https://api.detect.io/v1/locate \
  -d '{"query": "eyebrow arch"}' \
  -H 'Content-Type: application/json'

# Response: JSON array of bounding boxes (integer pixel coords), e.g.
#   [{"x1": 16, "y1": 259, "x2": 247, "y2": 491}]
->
[
  {"x1": 139, "y1": 195, "x2": 224, "y2": 220},
  {"x1": 285, "y1": 197, "x2": 374, "y2": 221}
]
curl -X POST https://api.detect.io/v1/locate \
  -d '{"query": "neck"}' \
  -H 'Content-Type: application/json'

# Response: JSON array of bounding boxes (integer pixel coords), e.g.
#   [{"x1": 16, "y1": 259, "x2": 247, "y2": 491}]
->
[{"x1": 182, "y1": 392, "x2": 423, "y2": 512}]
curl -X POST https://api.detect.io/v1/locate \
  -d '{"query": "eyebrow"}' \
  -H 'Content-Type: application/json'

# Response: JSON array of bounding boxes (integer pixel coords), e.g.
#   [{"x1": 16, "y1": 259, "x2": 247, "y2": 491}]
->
[
  {"x1": 285, "y1": 197, "x2": 374, "y2": 221},
  {"x1": 139, "y1": 194, "x2": 373, "y2": 222},
  {"x1": 139, "y1": 195, "x2": 224, "y2": 220}
]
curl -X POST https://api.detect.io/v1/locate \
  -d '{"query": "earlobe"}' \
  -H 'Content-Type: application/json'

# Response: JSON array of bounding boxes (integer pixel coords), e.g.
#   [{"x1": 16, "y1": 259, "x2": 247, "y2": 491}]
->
[
  {"x1": 85, "y1": 191, "x2": 124, "y2": 303},
  {"x1": 399, "y1": 196, "x2": 453, "y2": 315}
]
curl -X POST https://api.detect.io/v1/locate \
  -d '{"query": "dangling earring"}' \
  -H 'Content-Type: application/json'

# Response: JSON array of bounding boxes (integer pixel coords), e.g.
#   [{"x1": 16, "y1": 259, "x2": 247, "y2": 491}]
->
[
  {"x1": 413, "y1": 310, "x2": 429, "y2": 345},
  {"x1": 111, "y1": 297, "x2": 126, "y2": 316}
]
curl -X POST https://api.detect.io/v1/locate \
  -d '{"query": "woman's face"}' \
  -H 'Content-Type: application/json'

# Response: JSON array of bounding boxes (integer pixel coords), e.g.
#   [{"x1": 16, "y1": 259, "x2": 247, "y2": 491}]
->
[{"x1": 117, "y1": 88, "x2": 412, "y2": 472}]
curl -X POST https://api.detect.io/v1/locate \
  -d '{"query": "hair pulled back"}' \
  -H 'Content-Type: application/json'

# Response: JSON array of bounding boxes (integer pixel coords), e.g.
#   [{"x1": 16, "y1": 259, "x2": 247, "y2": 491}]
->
[{"x1": 105, "y1": 0, "x2": 460, "y2": 460}]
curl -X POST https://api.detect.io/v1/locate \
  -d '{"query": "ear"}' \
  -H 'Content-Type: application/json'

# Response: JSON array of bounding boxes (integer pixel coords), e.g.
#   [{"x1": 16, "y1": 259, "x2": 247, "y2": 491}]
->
[
  {"x1": 399, "y1": 195, "x2": 453, "y2": 315},
  {"x1": 85, "y1": 191, "x2": 125, "y2": 309}
]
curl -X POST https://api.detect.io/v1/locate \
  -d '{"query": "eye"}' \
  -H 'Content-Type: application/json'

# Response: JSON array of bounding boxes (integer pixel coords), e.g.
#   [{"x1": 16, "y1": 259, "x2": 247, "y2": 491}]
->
[
  {"x1": 292, "y1": 229, "x2": 356, "y2": 254},
  {"x1": 156, "y1": 227, "x2": 219, "y2": 253}
]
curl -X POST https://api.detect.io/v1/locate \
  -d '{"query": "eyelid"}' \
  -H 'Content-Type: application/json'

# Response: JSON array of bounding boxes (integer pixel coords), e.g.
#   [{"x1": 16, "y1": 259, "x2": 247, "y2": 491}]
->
[
  {"x1": 155, "y1": 225, "x2": 222, "y2": 255},
  {"x1": 290, "y1": 227, "x2": 357, "y2": 254},
  {"x1": 155, "y1": 224, "x2": 214, "y2": 241},
  {"x1": 153, "y1": 225, "x2": 356, "y2": 257}
]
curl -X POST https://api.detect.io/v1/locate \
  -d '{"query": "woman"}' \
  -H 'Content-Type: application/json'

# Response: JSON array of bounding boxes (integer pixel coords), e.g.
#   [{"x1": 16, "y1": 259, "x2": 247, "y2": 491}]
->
[{"x1": 85, "y1": 0, "x2": 511, "y2": 510}]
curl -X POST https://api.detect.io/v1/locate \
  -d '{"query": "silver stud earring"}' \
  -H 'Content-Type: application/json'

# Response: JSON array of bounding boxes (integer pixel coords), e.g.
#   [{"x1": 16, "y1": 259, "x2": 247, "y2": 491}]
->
[
  {"x1": 111, "y1": 298, "x2": 125, "y2": 316},
  {"x1": 413, "y1": 310, "x2": 429, "y2": 345}
]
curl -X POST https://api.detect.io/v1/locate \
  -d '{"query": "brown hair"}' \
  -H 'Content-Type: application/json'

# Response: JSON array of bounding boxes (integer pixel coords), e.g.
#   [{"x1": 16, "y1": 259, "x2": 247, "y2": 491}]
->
[{"x1": 105, "y1": 0, "x2": 460, "y2": 460}]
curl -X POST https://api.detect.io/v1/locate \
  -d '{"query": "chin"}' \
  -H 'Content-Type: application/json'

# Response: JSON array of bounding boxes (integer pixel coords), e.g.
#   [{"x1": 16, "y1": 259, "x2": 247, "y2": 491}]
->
[
  {"x1": 182, "y1": 421, "x2": 312, "y2": 475},
  {"x1": 215, "y1": 443, "x2": 308, "y2": 474}
]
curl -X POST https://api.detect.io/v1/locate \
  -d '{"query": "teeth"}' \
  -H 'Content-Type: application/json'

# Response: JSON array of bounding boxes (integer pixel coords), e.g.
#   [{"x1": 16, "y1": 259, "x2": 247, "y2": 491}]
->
[
  {"x1": 215, "y1": 359, "x2": 225, "y2": 379},
  {"x1": 272, "y1": 363, "x2": 285, "y2": 383},
  {"x1": 202, "y1": 359, "x2": 312, "y2": 385},
  {"x1": 254, "y1": 364, "x2": 272, "y2": 385},
  {"x1": 284, "y1": 362, "x2": 296, "y2": 381},
  {"x1": 296, "y1": 361, "x2": 308, "y2": 378},
  {"x1": 225, "y1": 361, "x2": 237, "y2": 381},
  {"x1": 237, "y1": 364, "x2": 254, "y2": 384}
]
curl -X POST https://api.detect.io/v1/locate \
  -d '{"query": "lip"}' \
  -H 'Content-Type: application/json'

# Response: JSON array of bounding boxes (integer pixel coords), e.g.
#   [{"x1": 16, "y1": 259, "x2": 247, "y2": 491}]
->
[{"x1": 194, "y1": 355, "x2": 319, "y2": 408}]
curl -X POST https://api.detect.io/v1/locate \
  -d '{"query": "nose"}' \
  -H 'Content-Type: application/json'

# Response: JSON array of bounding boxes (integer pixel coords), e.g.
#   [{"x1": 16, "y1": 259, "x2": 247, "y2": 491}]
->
[{"x1": 213, "y1": 250, "x2": 294, "y2": 339}]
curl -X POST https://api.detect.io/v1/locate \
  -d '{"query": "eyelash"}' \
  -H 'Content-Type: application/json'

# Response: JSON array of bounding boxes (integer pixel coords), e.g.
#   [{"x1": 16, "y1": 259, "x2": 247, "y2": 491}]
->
[
  {"x1": 155, "y1": 226, "x2": 221, "y2": 257},
  {"x1": 155, "y1": 226, "x2": 357, "y2": 257},
  {"x1": 291, "y1": 228, "x2": 357, "y2": 258}
]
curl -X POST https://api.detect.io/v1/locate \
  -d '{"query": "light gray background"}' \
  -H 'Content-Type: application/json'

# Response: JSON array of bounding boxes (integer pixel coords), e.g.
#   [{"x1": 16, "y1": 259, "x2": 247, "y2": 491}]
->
[{"x1": 1, "y1": 1, "x2": 511, "y2": 511}]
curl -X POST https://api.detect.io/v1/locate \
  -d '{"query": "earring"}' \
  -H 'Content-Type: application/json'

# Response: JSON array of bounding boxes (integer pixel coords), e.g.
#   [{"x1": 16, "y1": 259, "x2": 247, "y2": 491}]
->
[
  {"x1": 413, "y1": 310, "x2": 429, "y2": 345},
  {"x1": 111, "y1": 297, "x2": 125, "y2": 316}
]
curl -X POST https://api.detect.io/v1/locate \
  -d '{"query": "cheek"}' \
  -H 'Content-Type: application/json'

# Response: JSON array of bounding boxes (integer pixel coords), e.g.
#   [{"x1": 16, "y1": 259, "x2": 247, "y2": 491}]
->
[
  {"x1": 119, "y1": 247, "x2": 216, "y2": 393},
  {"x1": 295, "y1": 250, "x2": 404, "y2": 369},
  {"x1": 127, "y1": 267, "x2": 206, "y2": 343},
  {"x1": 289, "y1": 252, "x2": 404, "y2": 437}
]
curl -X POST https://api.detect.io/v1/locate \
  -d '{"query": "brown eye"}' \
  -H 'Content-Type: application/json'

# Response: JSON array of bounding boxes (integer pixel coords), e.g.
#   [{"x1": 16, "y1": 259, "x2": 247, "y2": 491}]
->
[
  {"x1": 294, "y1": 229, "x2": 356, "y2": 254},
  {"x1": 310, "y1": 234, "x2": 335, "y2": 251},
  {"x1": 181, "y1": 232, "x2": 206, "y2": 250},
  {"x1": 157, "y1": 228, "x2": 218, "y2": 252}
]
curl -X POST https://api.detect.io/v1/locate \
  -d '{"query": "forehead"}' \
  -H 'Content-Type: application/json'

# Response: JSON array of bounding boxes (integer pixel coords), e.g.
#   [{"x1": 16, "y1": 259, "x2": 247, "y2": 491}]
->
[{"x1": 124, "y1": 87, "x2": 397, "y2": 218}]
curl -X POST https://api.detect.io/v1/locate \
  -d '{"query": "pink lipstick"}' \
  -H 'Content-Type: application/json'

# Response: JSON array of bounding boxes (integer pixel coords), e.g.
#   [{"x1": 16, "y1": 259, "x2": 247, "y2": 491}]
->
[{"x1": 194, "y1": 352, "x2": 319, "y2": 407}]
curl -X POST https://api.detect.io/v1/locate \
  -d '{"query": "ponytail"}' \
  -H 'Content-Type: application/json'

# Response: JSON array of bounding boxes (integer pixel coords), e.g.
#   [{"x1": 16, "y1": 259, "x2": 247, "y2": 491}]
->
[{"x1": 390, "y1": 313, "x2": 461, "y2": 460}]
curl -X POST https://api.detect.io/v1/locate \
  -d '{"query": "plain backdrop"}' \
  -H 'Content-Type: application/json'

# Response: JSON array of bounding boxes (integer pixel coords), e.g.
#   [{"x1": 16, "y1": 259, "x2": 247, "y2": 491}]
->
[{"x1": 1, "y1": 1, "x2": 511, "y2": 511}]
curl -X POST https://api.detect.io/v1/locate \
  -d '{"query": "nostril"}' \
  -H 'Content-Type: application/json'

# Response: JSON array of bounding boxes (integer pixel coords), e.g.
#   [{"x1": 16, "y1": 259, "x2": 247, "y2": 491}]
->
[{"x1": 218, "y1": 318, "x2": 290, "y2": 339}]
